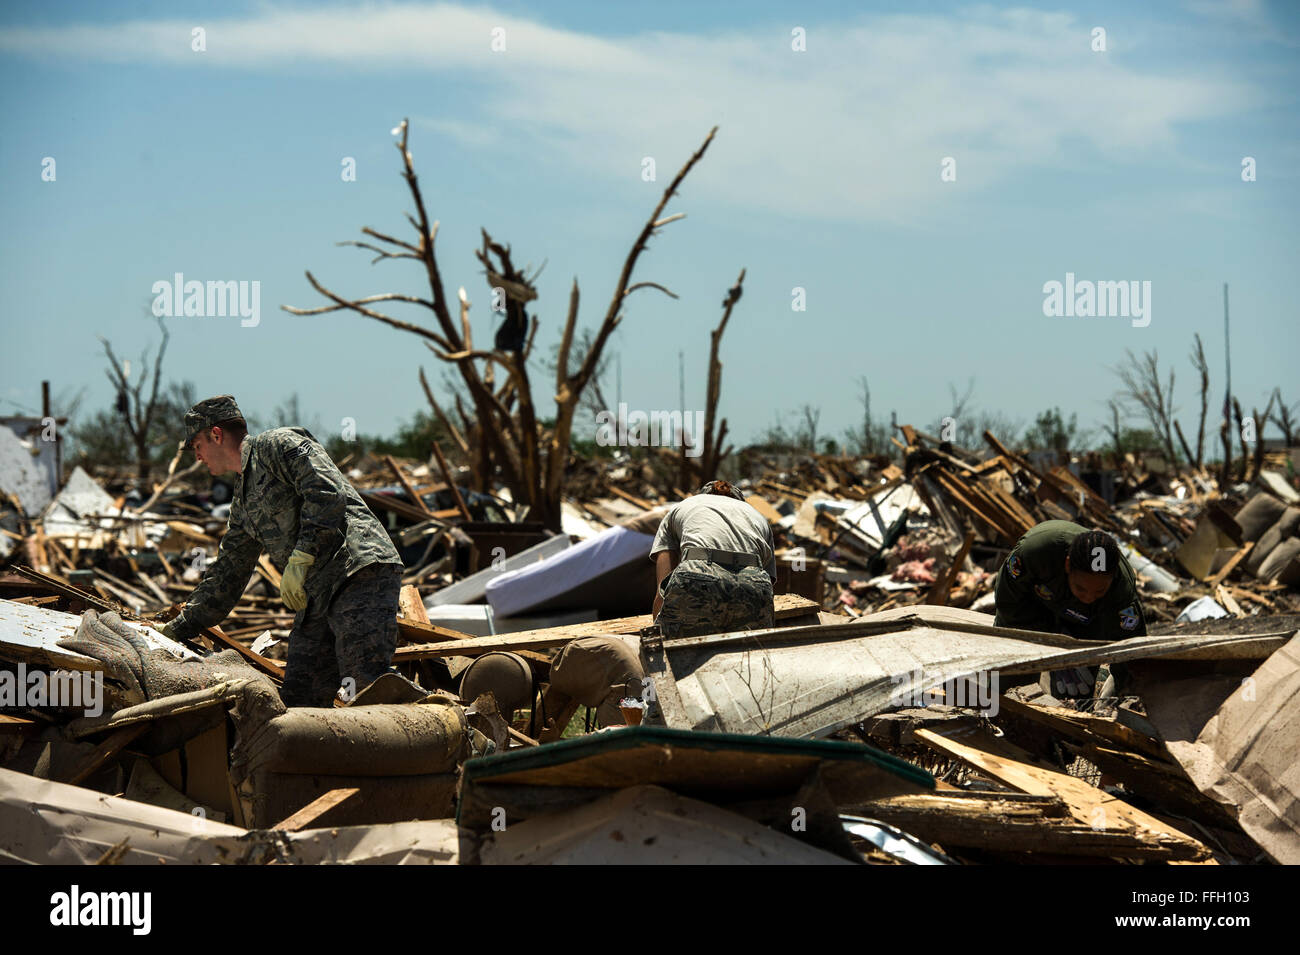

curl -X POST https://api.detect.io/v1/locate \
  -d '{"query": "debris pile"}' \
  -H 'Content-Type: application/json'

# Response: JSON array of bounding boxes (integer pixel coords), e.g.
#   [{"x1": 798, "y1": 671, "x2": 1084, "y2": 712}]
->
[{"x1": 2, "y1": 417, "x2": 1299, "y2": 865}]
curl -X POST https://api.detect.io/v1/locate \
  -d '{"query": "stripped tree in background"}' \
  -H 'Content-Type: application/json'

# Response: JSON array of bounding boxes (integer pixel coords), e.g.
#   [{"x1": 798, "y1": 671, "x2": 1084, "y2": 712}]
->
[
  {"x1": 688, "y1": 268, "x2": 745, "y2": 487},
  {"x1": 1112, "y1": 349, "x2": 1180, "y2": 469},
  {"x1": 285, "y1": 120, "x2": 720, "y2": 531},
  {"x1": 97, "y1": 317, "x2": 174, "y2": 482}
]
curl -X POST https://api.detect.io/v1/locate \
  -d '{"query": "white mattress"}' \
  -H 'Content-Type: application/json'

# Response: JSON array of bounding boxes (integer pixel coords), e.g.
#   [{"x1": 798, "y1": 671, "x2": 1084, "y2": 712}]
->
[{"x1": 485, "y1": 525, "x2": 655, "y2": 618}]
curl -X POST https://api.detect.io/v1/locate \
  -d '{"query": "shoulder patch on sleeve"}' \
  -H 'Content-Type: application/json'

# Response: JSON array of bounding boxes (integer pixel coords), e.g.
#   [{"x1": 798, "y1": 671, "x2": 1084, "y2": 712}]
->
[
  {"x1": 1119, "y1": 605, "x2": 1139, "y2": 631},
  {"x1": 289, "y1": 441, "x2": 313, "y2": 459},
  {"x1": 1007, "y1": 554, "x2": 1022, "y2": 578}
]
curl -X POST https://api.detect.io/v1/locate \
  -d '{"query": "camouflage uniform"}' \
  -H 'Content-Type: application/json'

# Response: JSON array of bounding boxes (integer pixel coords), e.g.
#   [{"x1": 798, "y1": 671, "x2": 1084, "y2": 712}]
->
[
  {"x1": 655, "y1": 558, "x2": 774, "y2": 639},
  {"x1": 171, "y1": 397, "x2": 403, "y2": 707},
  {"x1": 651, "y1": 488, "x2": 777, "y2": 638}
]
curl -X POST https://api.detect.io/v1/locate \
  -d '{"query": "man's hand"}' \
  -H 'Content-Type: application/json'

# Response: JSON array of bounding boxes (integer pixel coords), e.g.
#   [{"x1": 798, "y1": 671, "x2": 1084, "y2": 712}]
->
[
  {"x1": 160, "y1": 620, "x2": 178, "y2": 639},
  {"x1": 280, "y1": 550, "x2": 315, "y2": 611}
]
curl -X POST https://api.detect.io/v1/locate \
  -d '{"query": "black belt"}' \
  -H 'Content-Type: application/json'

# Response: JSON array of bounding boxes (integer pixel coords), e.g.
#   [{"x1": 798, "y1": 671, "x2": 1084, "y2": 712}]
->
[{"x1": 680, "y1": 546, "x2": 760, "y2": 570}]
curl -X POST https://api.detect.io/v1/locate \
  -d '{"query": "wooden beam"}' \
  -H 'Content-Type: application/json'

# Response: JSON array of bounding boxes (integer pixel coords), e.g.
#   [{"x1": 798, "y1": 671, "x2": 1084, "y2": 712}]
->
[
  {"x1": 429, "y1": 441, "x2": 472, "y2": 522},
  {"x1": 394, "y1": 593, "x2": 819, "y2": 662},
  {"x1": 64, "y1": 724, "x2": 149, "y2": 786},
  {"x1": 9, "y1": 564, "x2": 117, "y2": 613},
  {"x1": 255, "y1": 555, "x2": 283, "y2": 590},
  {"x1": 914, "y1": 725, "x2": 1210, "y2": 861},
  {"x1": 1206, "y1": 542, "x2": 1253, "y2": 588},
  {"x1": 395, "y1": 617, "x2": 476, "y2": 645},
  {"x1": 274, "y1": 787, "x2": 361, "y2": 831},
  {"x1": 858, "y1": 791, "x2": 1182, "y2": 857},
  {"x1": 606, "y1": 485, "x2": 656, "y2": 511},
  {"x1": 202, "y1": 625, "x2": 285, "y2": 681},
  {"x1": 926, "y1": 531, "x2": 975, "y2": 605},
  {"x1": 1215, "y1": 583, "x2": 1244, "y2": 617},
  {"x1": 386, "y1": 455, "x2": 434, "y2": 518},
  {"x1": 507, "y1": 726, "x2": 540, "y2": 747}
]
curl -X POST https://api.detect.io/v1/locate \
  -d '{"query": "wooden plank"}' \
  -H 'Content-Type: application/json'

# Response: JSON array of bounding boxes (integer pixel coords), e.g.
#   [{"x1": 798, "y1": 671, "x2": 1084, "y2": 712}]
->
[
  {"x1": 386, "y1": 455, "x2": 434, "y2": 517},
  {"x1": 64, "y1": 724, "x2": 149, "y2": 786},
  {"x1": 1206, "y1": 542, "x2": 1253, "y2": 588},
  {"x1": 202, "y1": 625, "x2": 285, "y2": 681},
  {"x1": 395, "y1": 617, "x2": 477, "y2": 645},
  {"x1": 926, "y1": 531, "x2": 974, "y2": 606},
  {"x1": 134, "y1": 570, "x2": 171, "y2": 606},
  {"x1": 1215, "y1": 584, "x2": 1244, "y2": 617},
  {"x1": 23, "y1": 563, "x2": 93, "y2": 608},
  {"x1": 274, "y1": 787, "x2": 361, "y2": 831},
  {"x1": 507, "y1": 727, "x2": 540, "y2": 747},
  {"x1": 857, "y1": 791, "x2": 1177, "y2": 856},
  {"x1": 393, "y1": 593, "x2": 819, "y2": 662},
  {"x1": 607, "y1": 485, "x2": 656, "y2": 511},
  {"x1": 997, "y1": 695, "x2": 1170, "y2": 762},
  {"x1": 914, "y1": 725, "x2": 1210, "y2": 861},
  {"x1": 255, "y1": 555, "x2": 283, "y2": 590},
  {"x1": 929, "y1": 470, "x2": 1018, "y2": 540},
  {"x1": 429, "y1": 441, "x2": 471, "y2": 522},
  {"x1": 398, "y1": 584, "x2": 431, "y2": 626},
  {"x1": 359, "y1": 489, "x2": 436, "y2": 525},
  {"x1": 745, "y1": 495, "x2": 784, "y2": 525}
]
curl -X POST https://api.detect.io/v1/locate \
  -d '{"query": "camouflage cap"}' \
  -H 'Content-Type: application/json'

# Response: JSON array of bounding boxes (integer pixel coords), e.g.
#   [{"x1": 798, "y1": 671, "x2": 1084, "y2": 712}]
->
[{"x1": 183, "y1": 395, "x2": 243, "y2": 450}]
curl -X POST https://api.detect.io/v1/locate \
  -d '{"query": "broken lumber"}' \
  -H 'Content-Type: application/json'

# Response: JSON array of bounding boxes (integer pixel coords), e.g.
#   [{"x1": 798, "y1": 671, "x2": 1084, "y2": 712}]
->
[{"x1": 913, "y1": 725, "x2": 1212, "y2": 861}]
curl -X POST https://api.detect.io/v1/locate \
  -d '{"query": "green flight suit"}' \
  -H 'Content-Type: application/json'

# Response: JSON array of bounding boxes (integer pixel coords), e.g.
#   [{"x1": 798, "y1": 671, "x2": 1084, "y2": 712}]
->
[{"x1": 994, "y1": 520, "x2": 1146, "y2": 641}]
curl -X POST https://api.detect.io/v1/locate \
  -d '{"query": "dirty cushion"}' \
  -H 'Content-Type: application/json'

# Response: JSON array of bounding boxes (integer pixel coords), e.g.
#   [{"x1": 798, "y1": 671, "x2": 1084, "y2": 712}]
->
[
  {"x1": 1235, "y1": 494, "x2": 1288, "y2": 542},
  {"x1": 1246, "y1": 507, "x2": 1300, "y2": 576}
]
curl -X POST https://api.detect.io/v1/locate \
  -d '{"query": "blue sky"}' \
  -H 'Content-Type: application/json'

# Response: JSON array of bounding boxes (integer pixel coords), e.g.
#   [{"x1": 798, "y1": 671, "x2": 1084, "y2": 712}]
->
[{"x1": 1, "y1": 0, "x2": 1297, "y2": 455}]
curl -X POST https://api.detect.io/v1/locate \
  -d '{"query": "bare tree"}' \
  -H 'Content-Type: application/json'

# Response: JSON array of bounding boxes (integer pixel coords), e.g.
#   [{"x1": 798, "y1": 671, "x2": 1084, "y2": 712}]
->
[
  {"x1": 845, "y1": 376, "x2": 890, "y2": 456},
  {"x1": 948, "y1": 378, "x2": 976, "y2": 422},
  {"x1": 1250, "y1": 391, "x2": 1277, "y2": 482},
  {"x1": 1112, "y1": 350, "x2": 1179, "y2": 467},
  {"x1": 1189, "y1": 333, "x2": 1210, "y2": 468},
  {"x1": 1270, "y1": 388, "x2": 1297, "y2": 447},
  {"x1": 99, "y1": 316, "x2": 172, "y2": 483},
  {"x1": 800, "y1": 404, "x2": 821, "y2": 452},
  {"x1": 693, "y1": 268, "x2": 745, "y2": 484},
  {"x1": 285, "y1": 120, "x2": 719, "y2": 531},
  {"x1": 1103, "y1": 399, "x2": 1124, "y2": 457},
  {"x1": 1219, "y1": 415, "x2": 1234, "y2": 487}
]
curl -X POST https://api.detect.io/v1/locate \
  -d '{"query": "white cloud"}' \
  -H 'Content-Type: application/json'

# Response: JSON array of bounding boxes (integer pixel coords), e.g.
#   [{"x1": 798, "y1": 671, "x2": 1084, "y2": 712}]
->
[{"x1": 0, "y1": 3, "x2": 1257, "y2": 223}]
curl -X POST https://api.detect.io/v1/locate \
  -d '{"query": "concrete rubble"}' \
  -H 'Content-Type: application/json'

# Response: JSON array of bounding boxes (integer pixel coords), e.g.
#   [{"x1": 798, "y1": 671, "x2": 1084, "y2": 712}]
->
[{"x1": 2, "y1": 427, "x2": 1299, "y2": 865}]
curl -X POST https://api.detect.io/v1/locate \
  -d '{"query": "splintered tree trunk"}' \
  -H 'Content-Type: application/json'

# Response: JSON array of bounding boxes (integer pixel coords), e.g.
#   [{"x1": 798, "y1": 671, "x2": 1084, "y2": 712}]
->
[
  {"x1": 1219, "y1": 419, "x2": 1233, "y2": 487},
  {"x1": 285, "y1": 122, "x2": 720, "y2": 534}
]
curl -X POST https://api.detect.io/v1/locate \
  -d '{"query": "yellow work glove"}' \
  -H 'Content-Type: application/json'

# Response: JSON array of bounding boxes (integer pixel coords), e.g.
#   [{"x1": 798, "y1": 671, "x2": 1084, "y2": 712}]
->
[
  {"x1": 280, "y1": 550, "x2": 315, "y2": 611},
  {"x1": 160, "y1": 620, "x2": 178, "y2": 639}
]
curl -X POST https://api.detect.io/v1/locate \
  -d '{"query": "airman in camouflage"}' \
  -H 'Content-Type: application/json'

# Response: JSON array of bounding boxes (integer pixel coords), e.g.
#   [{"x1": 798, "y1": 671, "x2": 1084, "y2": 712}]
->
[
  {"x1": 165, "y1": 395, "x2": 404, "y2": 707},
  {"x1": 650, "y1": 480, "x2": 776, "y2": 639}
]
